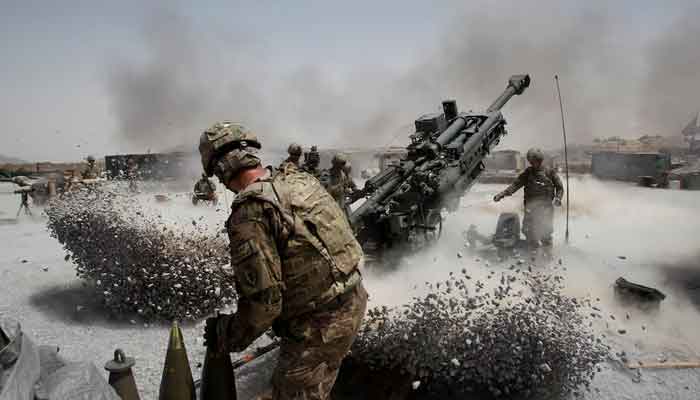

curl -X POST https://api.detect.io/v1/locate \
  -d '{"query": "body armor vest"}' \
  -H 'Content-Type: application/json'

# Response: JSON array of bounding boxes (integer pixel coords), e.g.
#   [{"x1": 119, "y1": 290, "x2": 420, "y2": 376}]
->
[{"x1": 233, "y1": 168, "x2": 363, "y2": 319}]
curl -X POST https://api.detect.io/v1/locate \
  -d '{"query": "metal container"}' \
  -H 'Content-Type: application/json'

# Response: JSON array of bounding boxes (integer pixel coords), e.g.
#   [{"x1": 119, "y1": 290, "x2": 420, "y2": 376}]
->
[{"x1": 592, "y1": 152, "x2": 671, "y2": 183}]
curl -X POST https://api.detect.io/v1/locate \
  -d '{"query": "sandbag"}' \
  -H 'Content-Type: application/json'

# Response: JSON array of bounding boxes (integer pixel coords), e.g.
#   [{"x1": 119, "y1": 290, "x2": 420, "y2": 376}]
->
[
  {"x1": 39, "y1": 362, "x2": 119, "y2": 400},
  {"x1": 0, "y1": 318, "x2": 40, "y2": 400},
  {"x1": 1, "y1": 317, "x2": 119, "y2": 400}
]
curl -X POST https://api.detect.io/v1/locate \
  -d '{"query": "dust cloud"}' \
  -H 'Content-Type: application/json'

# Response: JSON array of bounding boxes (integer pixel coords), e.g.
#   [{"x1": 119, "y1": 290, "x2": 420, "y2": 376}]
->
[
  {"x1": 364, "y1": 178, "x2": 700, "y2": 365},
  {"x1": 639, "y1": 3, "x2": 700, "y2": 137}
]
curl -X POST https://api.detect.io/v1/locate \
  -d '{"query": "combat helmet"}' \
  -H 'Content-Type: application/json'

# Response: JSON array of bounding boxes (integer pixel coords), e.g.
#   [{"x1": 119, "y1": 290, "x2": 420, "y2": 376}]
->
[
  {"x1": 526, "y1": 148, "x2": 544, "y2": 163},
  {"x1": 199, "y1": 121, "x2": 261, "y2": 182},
  {"x1": 332, "y1": 153, "x2": 348, "y2": 167},
  {"x1": 287, "y1": 143, "x2": 302, "y2": 157},
  {"x1": 87, "y1": 155, "x2": 96, "y2": 163}
]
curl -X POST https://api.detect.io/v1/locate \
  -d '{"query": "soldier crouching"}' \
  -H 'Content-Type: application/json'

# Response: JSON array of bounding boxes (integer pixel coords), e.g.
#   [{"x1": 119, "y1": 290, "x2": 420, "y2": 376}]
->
[
  {"x1": 493, "y1": 148, "x2": 563, "y2": 258},
  {"x1": 198, "y1": 121, "x2": 368, "y2": 400}
]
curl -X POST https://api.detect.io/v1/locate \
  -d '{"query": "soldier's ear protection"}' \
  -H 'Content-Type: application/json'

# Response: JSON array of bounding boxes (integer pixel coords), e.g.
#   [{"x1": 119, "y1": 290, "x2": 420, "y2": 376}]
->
[{"x1": 212, "y1": 144, "x2": 261, "y2": 184}]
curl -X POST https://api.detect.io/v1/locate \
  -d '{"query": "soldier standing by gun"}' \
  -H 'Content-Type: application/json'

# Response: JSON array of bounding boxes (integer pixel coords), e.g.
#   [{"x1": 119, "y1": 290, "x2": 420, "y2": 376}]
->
[
  {"x1": 321, "y1": 153, "x2": 354, "y2": 216},
  {"x1": 493, "y1": 148, "x2": 563, "y2": 258},
  {"x1": 279, "y1": 143, "x2": 302, "y2": 170},
  {"x1": 82, "y1": 155, "x2": 100, "y2": 179},
  {"x1": 301, "y1": 145, "x2": 321, "y2": 177},
  {"x1": 194, "y1": 173, "x2": 218, "y2": 205},
  {"x1": 198, "y1": 121, "x2": 367, "y2": 400},
  {"x1": 126, "y1": 158, "x2": 138, "y2": 192}
]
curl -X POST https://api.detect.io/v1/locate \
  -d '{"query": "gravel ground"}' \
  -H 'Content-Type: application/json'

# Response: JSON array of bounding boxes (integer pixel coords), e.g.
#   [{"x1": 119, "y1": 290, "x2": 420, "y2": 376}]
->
[{"x1": 2, "y1": 177, "x2": 700, "y2": 399}]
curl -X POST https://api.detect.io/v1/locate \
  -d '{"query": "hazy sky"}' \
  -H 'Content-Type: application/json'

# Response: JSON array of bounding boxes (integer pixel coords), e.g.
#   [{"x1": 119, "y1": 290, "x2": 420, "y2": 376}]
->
[{"x1": 1, "y1": 0, "x2": 698, "y2": 161}]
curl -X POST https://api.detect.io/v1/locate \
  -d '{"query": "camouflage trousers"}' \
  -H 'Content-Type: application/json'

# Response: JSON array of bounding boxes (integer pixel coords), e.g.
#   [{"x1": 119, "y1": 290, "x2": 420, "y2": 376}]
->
[
  {"x1": 522, "y1": 200, "x2": 554, "y2": 247},
  {"x1": 259, "y1": 283, "x2": 368, "y2": 400}
]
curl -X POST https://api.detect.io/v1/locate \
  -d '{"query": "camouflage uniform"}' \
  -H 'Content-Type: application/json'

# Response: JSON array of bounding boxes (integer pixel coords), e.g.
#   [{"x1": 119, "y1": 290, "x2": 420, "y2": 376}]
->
[
  {"x1": 126, "y1": 160, "x2": 138, "y2": 192},
  {"x1": 226, "y1": 168, "x2": 366, "y2": 400},
  {"x1": 199, "y1": 124, "x2": 366, "y2": 400},
  {"x1": 500, "y1": 165, "x2": 563, "y2": 248},
  {"x1": 82, "y1": 160, "x2": 100, "y2": 180},
  {"x1": 279, "y1": 143, "x2": 302, "y2": 171},
  {"x1": 301, "y1": 146, "x2": 321, "y2": 178},
  {"x1": 321, "y1": 168, "x2": 350, "y2": 212},
  {"x1": 195, "y1": 175, "x2": 217, "y2": 198},
  {"x1": 321, "y1": 154, "x2": 354, "y2": 217}
]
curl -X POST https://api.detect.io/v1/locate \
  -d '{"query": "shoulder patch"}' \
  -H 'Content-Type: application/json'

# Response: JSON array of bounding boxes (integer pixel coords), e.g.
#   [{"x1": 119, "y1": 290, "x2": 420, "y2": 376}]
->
[{"x1": 231, "y1": 239, "x2": 258, "y2": 265}]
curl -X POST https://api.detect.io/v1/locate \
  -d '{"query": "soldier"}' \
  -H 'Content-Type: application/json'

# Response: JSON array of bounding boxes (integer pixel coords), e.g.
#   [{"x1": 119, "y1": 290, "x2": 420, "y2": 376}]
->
[
  {"x1": 301, "y1": 145, "x2": 321, "y2": 177},
  {"x1": 493, "y1": 148, "x2": 563, "y2": 257},
  {"x1": 126, "y1": 158, "x2": 138, "y2": 192},
  {"x1": 61, "y1": 170, "x2": 75, "y2": 193},
  {"x1": 198, "y1": 121, "x2": 367, "y2": 400},
  {"x1": 321, "y1": 153, "x2": 354, "y2": 216},
  {"x1": 279, "y1": 143, "x2": 302, "y2": 170},
  {"x1": 321, "y1": 153, "x2": 357, "y2": 217},
  {"x1": 193, "y1": 173, "x2": 218, "y2": 204},
  {"x1": 82, "y1": 155, "x2": 100, "y2": 179}
]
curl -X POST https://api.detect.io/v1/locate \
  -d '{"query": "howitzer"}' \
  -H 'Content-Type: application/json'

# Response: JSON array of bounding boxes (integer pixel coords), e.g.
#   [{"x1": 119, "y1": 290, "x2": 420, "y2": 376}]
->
[{"x1": 349, "y1": 74, "x2": 530, "y2": 252}]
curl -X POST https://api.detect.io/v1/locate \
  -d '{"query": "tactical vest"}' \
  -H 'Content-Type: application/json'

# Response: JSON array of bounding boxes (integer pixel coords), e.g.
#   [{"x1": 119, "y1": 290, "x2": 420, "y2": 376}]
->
[
  {"x1": 233, "y1": 169, "x2": 363, "y2": 319},
  {"x1": 523, "y1": 167, "x2": 556, "y2": 203},
  {"x1": 83, "y1": 166, "x2": 99, "y2": 179},
  {"x1": 320, "y1": 168, "x2": 349, "y2": 209}
]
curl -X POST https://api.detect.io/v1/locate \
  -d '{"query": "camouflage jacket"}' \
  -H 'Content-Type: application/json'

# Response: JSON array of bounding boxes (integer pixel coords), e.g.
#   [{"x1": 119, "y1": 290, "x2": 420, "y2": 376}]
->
[
  {"x1": 82, "y1": 165, "x2": 100, "y2": 179},
  {"x1": 224, "y1": 168, "x2": 363, "y2": 351},
  {"x1": 503, "y1": 166, "x2": 563, "y2": 204},
  {"x1": 195, "y1": 178, "x2": 216, "y2": 194},
  {"x1": 321, "y1": 168, "x2": 350, "y2": 208},
  {"x1": 278, "y1": 158, "x2": 300, "y2": 171}
]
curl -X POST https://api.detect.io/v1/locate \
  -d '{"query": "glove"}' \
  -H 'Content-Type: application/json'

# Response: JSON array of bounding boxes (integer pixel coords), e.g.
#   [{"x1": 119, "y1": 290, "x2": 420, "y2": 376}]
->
[
  {"x1": 493, "y1": 193, "x2": 505, "y2": 202},
  {"x1": 552, "y1": 198, "x2": 562, "y2": 207}
]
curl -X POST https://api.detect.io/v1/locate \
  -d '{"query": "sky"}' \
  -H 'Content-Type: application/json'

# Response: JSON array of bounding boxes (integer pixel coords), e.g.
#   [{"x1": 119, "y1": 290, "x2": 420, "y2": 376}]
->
[{"x1": 1, "y1": 0, "x2": 699, "y2": 162}]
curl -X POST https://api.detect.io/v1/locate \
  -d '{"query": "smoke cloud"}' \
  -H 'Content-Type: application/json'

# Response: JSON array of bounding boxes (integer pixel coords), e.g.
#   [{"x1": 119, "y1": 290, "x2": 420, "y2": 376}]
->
[
  {"x1": 105, "y1": 1, "x2": 700, "y2": 155},
  {"x1": 640, "y1": 4, "x2": 700, "y2": 136}
]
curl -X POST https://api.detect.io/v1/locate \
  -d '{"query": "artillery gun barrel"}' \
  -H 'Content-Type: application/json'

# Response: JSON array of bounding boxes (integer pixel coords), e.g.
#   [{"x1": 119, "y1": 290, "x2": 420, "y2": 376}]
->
[
  {"x1": 436, "y1": 74, "x2": 529, "y2": 148},
  {"x1": 349, "y1": 162, "x2": 414, "y2": 227},
  {"x1": 435, "y1": 117, "x2": 468, "y2": 147},
  {"x1": 487, "y1": 74, "x2": 530, "y2": 112}
]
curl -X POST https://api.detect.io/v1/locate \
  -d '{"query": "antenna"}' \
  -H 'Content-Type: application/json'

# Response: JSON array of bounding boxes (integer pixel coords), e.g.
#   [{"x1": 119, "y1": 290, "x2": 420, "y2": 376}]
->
[{"x1": 554, "y1": 75, "x2": 570, "y2": 244}]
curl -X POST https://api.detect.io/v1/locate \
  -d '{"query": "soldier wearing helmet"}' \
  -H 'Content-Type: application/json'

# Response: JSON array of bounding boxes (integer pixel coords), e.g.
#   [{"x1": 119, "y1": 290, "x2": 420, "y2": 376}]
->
[
  {"x1": 301, "y1": 145, "x2": 321, "y2": 177},
  {"x1": 193, "y1": 173, "x2": 218, "y2": 205},
  {"x1": 126, "y1": 158, "x2": 139, "y2": 192},
  {"x1": 321, "y1": 153, "x2": 355, "y2": 216},
  {"x1": 82, "y1": 155, "x2": 100, "y2": 179},
  {"x1": 279, "y1": 142, "x2": 303, "y2": 170},
  {"x1": 494, "y1": 148, "x2": 563, "y2": 257},
  {"x1": 199, "y1": 122, "x2": 367, "y2": 400}
]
